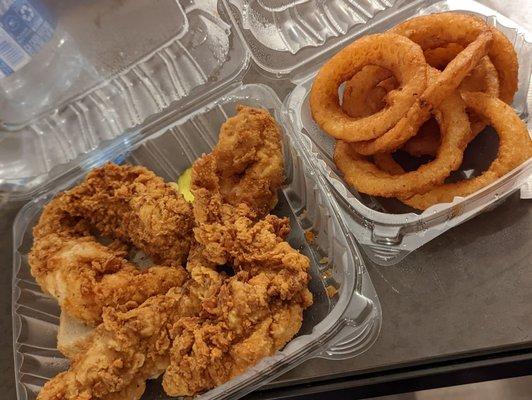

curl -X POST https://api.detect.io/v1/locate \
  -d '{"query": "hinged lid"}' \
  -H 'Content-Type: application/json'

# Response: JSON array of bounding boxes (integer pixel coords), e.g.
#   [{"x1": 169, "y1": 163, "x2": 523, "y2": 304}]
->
[
  {"x1": 0, "y1": 0, "x2": 250, "y2": 197},
  {"x1": 222, "y1": 0, "x2": 413, "y2": 82}
]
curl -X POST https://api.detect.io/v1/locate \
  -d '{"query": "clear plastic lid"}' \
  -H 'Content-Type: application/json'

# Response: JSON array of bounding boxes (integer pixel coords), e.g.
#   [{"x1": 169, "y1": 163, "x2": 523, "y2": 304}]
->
[
  {"x1": 0, "y1": 0, "x2": 189, "y2": 126},
  {"x1": 0, "y1": 0, "x2": 249, "y2": 195},
  {"x1": 282, "y1": 0, "x2": 532, "y2": 265},
  {"x1": 222, "y1": 0, "x2": 407, "y2": 80}
]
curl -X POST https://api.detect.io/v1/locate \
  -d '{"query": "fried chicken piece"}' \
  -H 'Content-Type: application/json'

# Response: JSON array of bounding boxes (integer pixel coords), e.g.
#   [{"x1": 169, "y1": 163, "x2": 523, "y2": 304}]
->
[
  {"x1": 29, "y1": 234, "x2": 188, "y2": 326},
  {"x1": 54, "y1": 163, "x2": 194, "y2": 265},
  {"x1": 37, "y1": 107, "x2": 309, "y2": 399},
  {"x1": 193, "y1": 168, "x2": 308, "y2": 301},
  {"x1": 29, "y1": 163, "x2": 194, "y2": 325},
  {"x1": 37, "y1": 243, "x2": 225, "y2": 400},
  {"x1": 161, "y1": 145, "x2": 312, "y2": 396},
  {"x1": 212, "y1": 105, "x2": 284, "y2": 217},
  {"x1": 163, "y1": 272, "x2": 311, "y2": 396},
  {"x1": 37, "y1": 290, "x2": 179, "y2": 400},
  {"x1": 181, "y1": 243, "x2": 226, "y2": 313}
]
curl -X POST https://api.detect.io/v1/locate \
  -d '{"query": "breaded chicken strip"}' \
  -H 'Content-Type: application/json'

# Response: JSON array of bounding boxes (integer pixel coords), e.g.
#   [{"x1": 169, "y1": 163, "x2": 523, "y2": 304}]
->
[
  {"x1": 52, "y1": 163, "x2": 194, "y2": 266},
  {"x1": 29, "y1": 163, "x2": 193, "y2": 325},
  {"x1": 37, "y1": 243, "x2": 225, "y2": 400},
  {"x1": 29, "y1": 234, "x2": 188, "y2": 325},
  {"x1": 212, "y1": 105, "x2": 284, "y2": 217},
  {"x1": 37, "y1": 289, "x2": 180, "y2": 400},
  {"x1": 163, "y1": 273, "x2": 311, "y2": 396},
  {"x1": 37, "y1": 107, "x2": 309, "y2": 399},
  {"x1": 161, "y1": 143, "x2": 312, "y2": 396}
]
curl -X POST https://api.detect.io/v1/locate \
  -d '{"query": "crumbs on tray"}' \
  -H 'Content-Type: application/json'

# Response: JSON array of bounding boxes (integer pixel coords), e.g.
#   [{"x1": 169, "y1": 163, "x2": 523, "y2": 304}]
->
[
  {"x1": 304, "y1": 230, "x2": 315, "y2": 243},
  {"x1": 326, "y1": 285, "x2": 338, "y2": 298}
]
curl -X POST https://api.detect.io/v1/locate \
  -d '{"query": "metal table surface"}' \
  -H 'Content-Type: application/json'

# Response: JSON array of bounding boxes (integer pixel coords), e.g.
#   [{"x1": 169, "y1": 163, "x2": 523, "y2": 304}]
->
[{"x1": 0, "y1": 0, "x2": 530, "y2": 398}]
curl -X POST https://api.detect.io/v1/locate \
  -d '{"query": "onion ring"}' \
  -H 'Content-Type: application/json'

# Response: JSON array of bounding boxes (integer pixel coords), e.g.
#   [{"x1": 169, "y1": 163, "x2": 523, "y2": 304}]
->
[
  {"x1": 372, "y1": 152, "x2": 406, "y2": 176},
  {"x1": 350, "y1": 31, "x2": 492, "y2": 155},
  {"x1": 390, "y1": 12, "x2": 518, "y2": 104},
  {"x1": 403, "y1": 45, "x2": 500, "y2": 156},
  {"x1": 334, "y1": 89, "x2": 471, "y2": 197},
  {"x1": 402, "y1": 118, "x2": 441, "y2": 157},
  {"x1": 425, "y1": 44, "x2": 499, "y2": 96},
  {"x1": 342, "y1": 65, "x2": 395, "y2": 118},
  {"x1": 394, "y1": 92, "x2": 532, "y2": 209},
  {"x1": 310, "y1": 32, "x2": 427, "y2": 142},
  {"x1": 424, "y1": 43, "x2": 466, "y2": 70},
  {"x1": 341, "y1": 40, "x2": 499, "y2": 156}
]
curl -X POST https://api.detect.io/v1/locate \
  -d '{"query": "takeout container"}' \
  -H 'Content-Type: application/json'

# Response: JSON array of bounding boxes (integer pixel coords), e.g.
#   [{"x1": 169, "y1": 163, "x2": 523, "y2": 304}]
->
[
  {"x1": 1, "y1": 0, "x2": 249, "y2": 194},
  {"x1": 223, "y1": 0, "x2": 532, "y2": 265},
  {"x1": 8, "y1": 0, "x2": 531, "y2": 398},
  {"x1": 11, "y1": 66, "x2": 381, "y2": 400},
  {"x1": 10, "y1": 2, "x2": 380, "y2": 398},
  {"x1": 6, "y1": 1, "x2": 530, "y2": 263}
]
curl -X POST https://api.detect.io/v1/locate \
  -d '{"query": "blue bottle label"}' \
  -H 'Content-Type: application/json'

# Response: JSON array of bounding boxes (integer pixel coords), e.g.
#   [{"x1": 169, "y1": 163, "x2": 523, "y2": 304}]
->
[{"x1": 0, "y1": 0, "x2": 55, "y2": 78}]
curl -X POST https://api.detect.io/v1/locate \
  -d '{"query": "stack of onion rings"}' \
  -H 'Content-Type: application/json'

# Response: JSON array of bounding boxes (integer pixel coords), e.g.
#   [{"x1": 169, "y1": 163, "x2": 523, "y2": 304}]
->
[{"x1": 310, "y1": 12, "x2": 531, "y2": 210}]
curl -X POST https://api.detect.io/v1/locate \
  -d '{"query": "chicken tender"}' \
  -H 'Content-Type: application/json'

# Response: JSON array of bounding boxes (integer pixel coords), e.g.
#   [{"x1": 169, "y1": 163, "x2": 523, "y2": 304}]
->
[
  {"x1": 212, "y1": 105, "x2": 284, "y2": 217},
  {"x1": 37, "y1": 289, "x2": 181, "y2": 400},
  {"x1": 29, "y1": 234, "x2": 188, "y2": 325},
  {"x1": 37, "y1": 242, "x2": 226, "y2": 399},
  {"x1": 52, "y1": 163, "x2": 194, "y2": 265},
  {"x1": 36, "y1": 107, "x2": 311, "y2": 399},
  {"x1": 162, "y1": 134, "x2": 312, "y2": 396}
]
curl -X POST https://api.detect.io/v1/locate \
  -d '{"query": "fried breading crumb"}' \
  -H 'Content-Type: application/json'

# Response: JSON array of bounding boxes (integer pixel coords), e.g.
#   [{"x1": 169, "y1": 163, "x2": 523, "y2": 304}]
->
[{"x1": 326, "y1": 285, "x2": 338, "y2": 298}]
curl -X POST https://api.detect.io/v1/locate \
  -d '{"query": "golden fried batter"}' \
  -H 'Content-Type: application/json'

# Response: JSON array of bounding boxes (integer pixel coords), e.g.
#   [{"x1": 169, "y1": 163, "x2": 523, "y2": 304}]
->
[
  {"x1": 161, "y1": 138, "x2": 312, "y2": 396},
  {"x1": 212, "y1": 105, "x2": 284, "y2": 217},
  {"x1": 29, "y1": 163, "x2": 193, "y2": 325},
  {"x1": 29, "y1": 234, "x2": 187, "y2": 325},
  {"x1": 36, "y1": 107, "x2": 311, "y2": 399},
  {"x1": 37, "y1": 289, "x2": 181, "y2": 400},
  {"x1": 53, "y1": 163, "x2": 194, "y2": 265},
  {"x1": 37, "y1": 242, "x2": 227, "y2": 400}
]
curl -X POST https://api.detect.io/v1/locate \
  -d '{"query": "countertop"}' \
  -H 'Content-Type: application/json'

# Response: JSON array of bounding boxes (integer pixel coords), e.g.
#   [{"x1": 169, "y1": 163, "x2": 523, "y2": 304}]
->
[
  {"x1": 1, "y1": 0, "x2": 531, "y2": 398},
  {"x1": 269, "y1": 191, "x2": 532, "y2": 389}
]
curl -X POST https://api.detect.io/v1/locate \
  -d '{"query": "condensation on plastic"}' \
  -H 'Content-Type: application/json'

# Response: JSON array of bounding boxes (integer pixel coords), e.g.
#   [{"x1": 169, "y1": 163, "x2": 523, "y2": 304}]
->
[
  {"x1": 0, "y1": 0, "x2": 250, "y2": 195},
  {"x1": 222, "y1": 0, "x2": 406, "y2": 80},
  {"x1": 281, "y1": 0, "x2": 532, "y2": 266},
  {"x1": 11, "y1": 84, "x2": 381, "y2": 400}
]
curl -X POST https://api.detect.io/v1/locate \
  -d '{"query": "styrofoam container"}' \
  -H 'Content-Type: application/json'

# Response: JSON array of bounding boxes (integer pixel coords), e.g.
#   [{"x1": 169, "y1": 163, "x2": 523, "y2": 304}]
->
[{"x1": 12, "y1": 84, "x2": 381, "y2": 400}]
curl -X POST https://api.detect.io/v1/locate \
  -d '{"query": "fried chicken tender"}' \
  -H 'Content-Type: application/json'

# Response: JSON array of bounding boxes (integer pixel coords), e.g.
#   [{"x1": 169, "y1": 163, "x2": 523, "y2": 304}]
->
[
  {"x1": 37, "y1": 107, "x2": 311, "y2": 399},
  {"x1": 29, "y1": 163, "x2": 193, "y2": 325},
  {"x1": 161, "y1": 142, "x2": 312, "y2": 396},
  {"x1": 37, "y1": 289, "x2": 180, "y2": 400},
  {"x1": 163, "y1": 276, "x2": 309, "y2": 396},
  {"x1": 29, "y1": 234, "x2": 188, "y2": 325},
  {"x1": 37, "y1": 242, "x2": 226, "y2": 400},
  {"x1": 52, "y1": 163, "x2": 194, "y2": 265},
  {"x1": 212, "y1": 105, "x2": 284, "y2": 217}
]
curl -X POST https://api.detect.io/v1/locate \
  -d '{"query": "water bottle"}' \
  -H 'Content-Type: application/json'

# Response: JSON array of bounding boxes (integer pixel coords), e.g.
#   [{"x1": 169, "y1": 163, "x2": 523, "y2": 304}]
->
[{"x1": 0, "y1": 0, "x2": 87, "y2": 128}]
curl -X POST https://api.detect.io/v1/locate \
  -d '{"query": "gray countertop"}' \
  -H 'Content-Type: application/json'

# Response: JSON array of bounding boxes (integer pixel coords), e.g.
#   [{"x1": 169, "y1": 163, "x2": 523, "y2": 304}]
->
[
  {"x1": 1, "y1": 0, "x2": 531, "y2": 398},
  {"x1": 271, "y1": 191, "x2": 532, "y2": 388}
]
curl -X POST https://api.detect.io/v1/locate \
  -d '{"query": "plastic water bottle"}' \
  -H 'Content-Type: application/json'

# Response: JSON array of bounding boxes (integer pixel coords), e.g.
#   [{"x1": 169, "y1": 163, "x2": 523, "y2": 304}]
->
[{"x1": 0, "y1": 0, "x2": 86, "y2": 128}]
